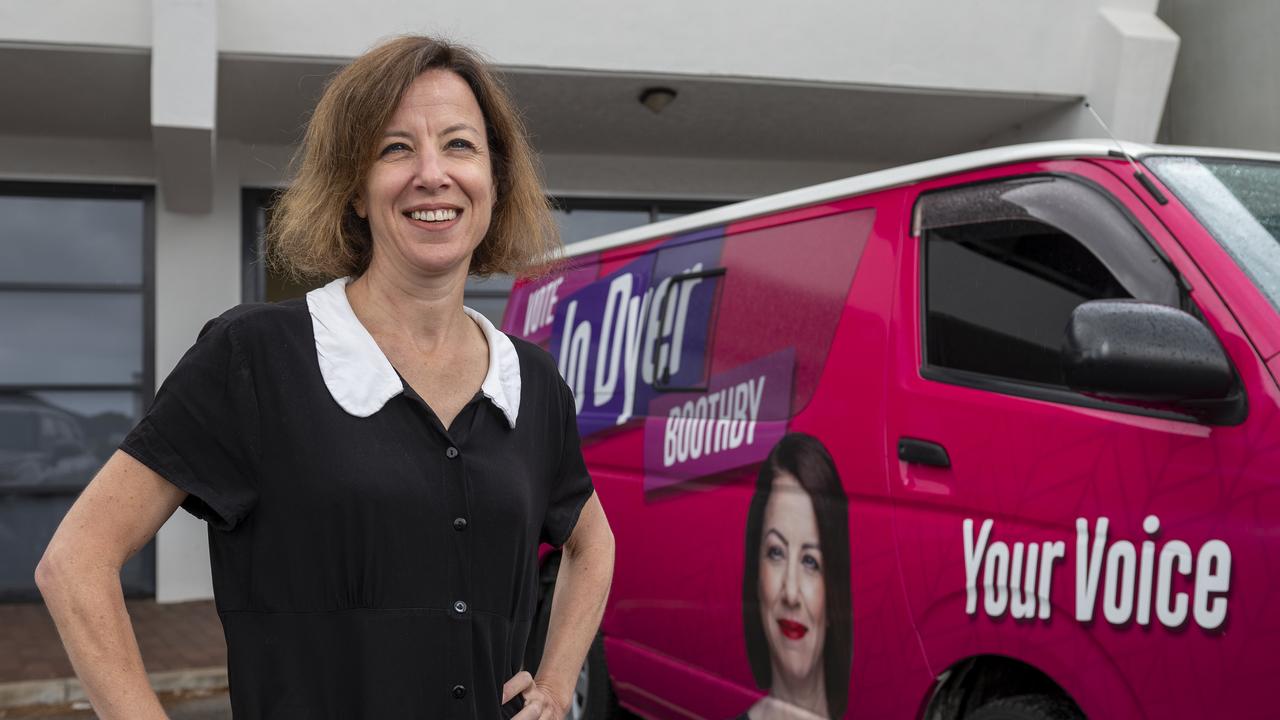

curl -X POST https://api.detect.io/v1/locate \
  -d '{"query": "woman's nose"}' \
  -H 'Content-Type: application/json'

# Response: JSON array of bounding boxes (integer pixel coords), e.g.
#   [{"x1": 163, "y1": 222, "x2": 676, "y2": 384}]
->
[
  {"x1": 781, "y1": 559, "x2": 801, "y2": 606},
  {"x1": 413, "y1": 148, "x2": 450, "y2": 190}
]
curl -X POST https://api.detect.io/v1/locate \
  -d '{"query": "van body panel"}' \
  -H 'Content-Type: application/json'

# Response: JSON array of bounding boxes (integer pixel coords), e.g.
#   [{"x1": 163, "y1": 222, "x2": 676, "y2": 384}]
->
[
  {"x1": 787, "y1": 192, "x2": 936, "y2": 717},
  {"x1": 605, "y1": 636, "x2": 758, "y2": 719},
  {"x1": 505, "y1": 147, "x2": 1280, "y2": 719},
  {"x1": 887, "y1": 159, "x2": 1280, "y2": 719}
]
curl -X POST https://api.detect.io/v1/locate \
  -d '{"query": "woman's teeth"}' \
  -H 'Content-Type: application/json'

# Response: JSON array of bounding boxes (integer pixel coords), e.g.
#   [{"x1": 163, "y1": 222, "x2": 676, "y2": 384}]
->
[{"x1": 409, "y1": 209, "x2": 458, "y2": 222}]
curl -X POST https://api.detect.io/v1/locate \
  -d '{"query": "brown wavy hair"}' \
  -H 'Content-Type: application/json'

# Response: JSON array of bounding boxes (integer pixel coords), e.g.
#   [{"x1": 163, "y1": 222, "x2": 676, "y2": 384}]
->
[{"x1": 266, "y1": 35, "x2": 559, "y2": 281}]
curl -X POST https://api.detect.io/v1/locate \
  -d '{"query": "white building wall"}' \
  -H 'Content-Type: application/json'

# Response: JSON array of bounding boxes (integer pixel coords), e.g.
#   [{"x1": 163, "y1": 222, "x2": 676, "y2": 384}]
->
[
  {"x1": 1158, "y1": 0, "x2": 1280, "y2": 152},
  {"x1": 0, "y1": 0, "x2": 150, "y2": 48},
  {"x1": 0, "y1": 0, "x2": 1182, "y2": 602},
  {"x1": 216, "y1": 0, "x2": 1090, "y2": 93}
]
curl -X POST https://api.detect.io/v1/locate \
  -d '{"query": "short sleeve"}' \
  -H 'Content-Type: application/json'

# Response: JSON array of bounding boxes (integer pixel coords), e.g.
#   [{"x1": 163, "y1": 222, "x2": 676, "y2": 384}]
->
[
  {"x1": 540, "y1": 380, "x2": 595, "y2": 547},
  {"x1": 120, "y1": 316, "x2": 260, "y2": 531}
]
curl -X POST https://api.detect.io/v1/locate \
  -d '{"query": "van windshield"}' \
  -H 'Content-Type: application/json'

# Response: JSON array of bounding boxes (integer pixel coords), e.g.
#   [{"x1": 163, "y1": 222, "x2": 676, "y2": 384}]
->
[{"x1": 1146, "y1": 156, "x2": 1280, "y2": 313}]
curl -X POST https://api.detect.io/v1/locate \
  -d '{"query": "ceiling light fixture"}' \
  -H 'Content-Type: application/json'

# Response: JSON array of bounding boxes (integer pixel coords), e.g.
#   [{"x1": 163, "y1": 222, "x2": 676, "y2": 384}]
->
[{"x1": 639, "y1": 87, "x2": 678, "y2": 114}]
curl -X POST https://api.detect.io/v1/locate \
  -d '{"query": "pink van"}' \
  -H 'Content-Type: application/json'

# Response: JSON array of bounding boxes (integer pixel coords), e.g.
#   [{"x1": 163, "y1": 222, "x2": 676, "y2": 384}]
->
[{"x1": 504, "y1": 140, "x2": 1280, "y2": 720}]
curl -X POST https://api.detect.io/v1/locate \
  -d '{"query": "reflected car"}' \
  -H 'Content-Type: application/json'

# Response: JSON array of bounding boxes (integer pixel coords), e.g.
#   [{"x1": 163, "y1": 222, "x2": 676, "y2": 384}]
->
[{"x1": 0, "y1": 399, "x2": 98, "y2": 490}]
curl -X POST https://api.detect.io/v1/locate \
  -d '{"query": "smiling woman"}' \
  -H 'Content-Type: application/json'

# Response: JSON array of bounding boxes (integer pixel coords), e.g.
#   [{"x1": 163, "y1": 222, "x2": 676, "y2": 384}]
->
[{"x1": 37, "y1": 35, "x2": 613, "y2": 720}]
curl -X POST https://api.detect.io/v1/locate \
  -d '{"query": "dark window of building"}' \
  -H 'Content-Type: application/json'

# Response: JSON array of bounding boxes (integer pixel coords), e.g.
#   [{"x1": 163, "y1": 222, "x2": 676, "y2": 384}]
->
[
  {"x1": 0, "y1": 184, "x2": 153, "y2": 601},
  {"x1": 242, "y1": 190, "x2": 726, "y2": 327}
]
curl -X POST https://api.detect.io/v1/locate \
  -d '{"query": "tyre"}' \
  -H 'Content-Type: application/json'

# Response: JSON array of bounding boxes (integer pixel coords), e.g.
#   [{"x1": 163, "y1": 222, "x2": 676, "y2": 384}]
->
[{"x1": 967, "y1": 694, "x2": 1083, "y2": 720}]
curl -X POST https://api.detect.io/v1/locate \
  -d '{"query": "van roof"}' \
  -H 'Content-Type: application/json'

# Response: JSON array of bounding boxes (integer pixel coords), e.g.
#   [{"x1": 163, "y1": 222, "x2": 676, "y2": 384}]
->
[{"x1": 559, "y1": 139, "x2": 1280, "y2": 259}]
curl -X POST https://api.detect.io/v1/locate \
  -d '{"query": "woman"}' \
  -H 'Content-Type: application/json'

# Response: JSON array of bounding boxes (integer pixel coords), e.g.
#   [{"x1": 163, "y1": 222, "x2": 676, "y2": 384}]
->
[
  {"x1": 741, "y1": 433, "x2": 852, "y2": 720},
  {"x1": 36, "y1": 36, "x2": 614, "y2": 720}
]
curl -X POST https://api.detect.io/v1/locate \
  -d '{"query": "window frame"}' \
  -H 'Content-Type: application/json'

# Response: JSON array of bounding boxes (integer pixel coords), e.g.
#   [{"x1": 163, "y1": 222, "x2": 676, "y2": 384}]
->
[
  {"x1": 914, "y1": 172, "x2": 1213, "y2": 423},
  {"x1": 0, "y1": 180, "x2": 156, "y2": 600},
  {"x1": 650, "y1": 266, "x2": 727, "y2": 393},
  {"x1": 0, "y1": 181, "x2": 155, "y2": 412}
]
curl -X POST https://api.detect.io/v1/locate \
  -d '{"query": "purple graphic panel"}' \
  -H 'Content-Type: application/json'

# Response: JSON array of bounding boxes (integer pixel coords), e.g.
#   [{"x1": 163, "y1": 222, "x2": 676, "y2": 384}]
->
[
  {"x1": 502, "y1": 253, "x2": 600, "y2": 346},
  {"x1": 650, "y1": 232, "x2": 725, "y2": 391},
  {"x1": 550, "y1": 254, "x2": 656, "y2": 438},
  {"x1": 546, "y1": 230, "x2": 727, "y2": 440},
  {"x1": 643, "y1": 347, "x2": 795, "y2": 493}
]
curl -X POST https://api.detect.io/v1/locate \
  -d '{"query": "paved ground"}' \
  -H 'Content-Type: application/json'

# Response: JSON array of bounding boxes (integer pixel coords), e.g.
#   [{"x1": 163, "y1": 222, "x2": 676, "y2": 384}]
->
[
  {"x1": 0, "y1": 601, "x2": 225, "y2": 683},
  {"x1": 0, "y1": 690, "x2": 231, "y2": 719}
]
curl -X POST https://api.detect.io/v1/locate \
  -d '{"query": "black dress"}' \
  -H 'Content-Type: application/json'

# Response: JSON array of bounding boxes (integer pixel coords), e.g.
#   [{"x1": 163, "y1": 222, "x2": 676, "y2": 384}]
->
[{"x1": 121, "y1": 279, "x2": 594, "y2": 719}]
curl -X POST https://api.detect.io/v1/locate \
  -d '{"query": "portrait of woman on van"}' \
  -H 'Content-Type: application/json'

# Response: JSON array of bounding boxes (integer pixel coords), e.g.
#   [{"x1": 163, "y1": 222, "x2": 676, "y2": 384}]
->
[{"x1": 741, "y1": 433, "x2": 852, "y2": 720}]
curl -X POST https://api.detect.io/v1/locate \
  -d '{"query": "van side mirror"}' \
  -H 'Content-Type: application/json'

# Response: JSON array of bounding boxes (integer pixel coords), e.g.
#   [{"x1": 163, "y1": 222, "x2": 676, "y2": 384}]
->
[{"x1": 1062, "y1": 300, "x2": 1245, "y2": 424}]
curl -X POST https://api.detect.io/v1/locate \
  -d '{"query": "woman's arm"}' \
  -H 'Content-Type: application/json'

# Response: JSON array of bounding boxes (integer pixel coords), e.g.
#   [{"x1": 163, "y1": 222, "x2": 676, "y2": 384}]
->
[
  {"x1": 35, "y1": 450, "x2": 189, "y2": 720},
  {"x1": 505, "y1": 492, "x2": 615, "y2": 719}
]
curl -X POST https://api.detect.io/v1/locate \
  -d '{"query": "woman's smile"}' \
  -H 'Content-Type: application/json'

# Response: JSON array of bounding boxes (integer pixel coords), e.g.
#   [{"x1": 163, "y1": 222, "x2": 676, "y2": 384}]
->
[
  {"x1": 403, "y1": 205, "x2": 463, "y2": 230},
  {"x1": 777, "y1": 618, "x2": 809, "y2": 640}
]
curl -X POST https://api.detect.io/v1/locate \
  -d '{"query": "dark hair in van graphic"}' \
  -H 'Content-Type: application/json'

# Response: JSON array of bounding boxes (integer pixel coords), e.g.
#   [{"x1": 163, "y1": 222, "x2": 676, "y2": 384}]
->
[{"x1": 742, "y1": 433, "x2": 852, "y2": 719}]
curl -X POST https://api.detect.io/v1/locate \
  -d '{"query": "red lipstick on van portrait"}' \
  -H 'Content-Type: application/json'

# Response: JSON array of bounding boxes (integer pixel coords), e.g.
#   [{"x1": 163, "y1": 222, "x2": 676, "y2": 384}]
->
[{"x1": 777, "y1": 619, "x2": 808, "y2": 640}]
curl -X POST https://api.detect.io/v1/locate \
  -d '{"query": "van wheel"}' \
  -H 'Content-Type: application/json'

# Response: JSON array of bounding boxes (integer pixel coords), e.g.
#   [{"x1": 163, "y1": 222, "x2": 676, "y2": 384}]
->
[
  {"x1": 566, "y1": 632, "x2": 617, "y2": 720},
  {"x1": 967, "y1": 694, "x2": 1082, "y2": 720}
]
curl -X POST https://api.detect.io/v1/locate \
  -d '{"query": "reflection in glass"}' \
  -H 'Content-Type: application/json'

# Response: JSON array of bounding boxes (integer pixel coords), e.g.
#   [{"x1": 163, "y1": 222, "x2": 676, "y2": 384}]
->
[
  {"x1": 0, "y1": 196, "x2": 144, "y2": 285},
  {"x1": 0, "y1": 391, "x2": 133, "y2": 491},
  {"x1": 0, "y1": 495, "x2": 154, "y2": 600},
  {"x1": 0, "y1": 292, "x2": 143, "y2": 385}
]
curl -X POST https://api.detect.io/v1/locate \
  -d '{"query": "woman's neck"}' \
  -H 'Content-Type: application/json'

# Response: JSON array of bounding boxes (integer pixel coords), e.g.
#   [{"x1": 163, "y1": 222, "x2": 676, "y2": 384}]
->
[
  {"x1": 759, "y1": 664, "x2": 829, "y2": 720},
  {"x1": 344, "y1": 259, "x2": 472, "y2": 354}
]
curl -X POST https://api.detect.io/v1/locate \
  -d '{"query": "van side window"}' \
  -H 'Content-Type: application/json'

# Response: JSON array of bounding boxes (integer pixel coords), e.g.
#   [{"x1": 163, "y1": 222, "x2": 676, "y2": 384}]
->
[
  {"x1": 652, "y1": 267, "x2": 726, "y2": 392},
  {"x1": 918, "y1": 176, "x2": 1180, "y2": 387}
]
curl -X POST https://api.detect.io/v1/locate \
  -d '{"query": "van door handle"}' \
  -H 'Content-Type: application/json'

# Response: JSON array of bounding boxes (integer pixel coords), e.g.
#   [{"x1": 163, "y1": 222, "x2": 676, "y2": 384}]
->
[{"x1": 898, "y1": 437, "x2": 951, "y2": 468}]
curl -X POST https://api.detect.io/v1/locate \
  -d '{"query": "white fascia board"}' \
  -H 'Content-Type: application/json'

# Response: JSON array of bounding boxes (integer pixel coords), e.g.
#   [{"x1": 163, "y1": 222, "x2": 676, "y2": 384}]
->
[
  {"x1": 559, "y1": 139, "x2": 1280, "y2": 259},
  {"x1": 151, "y1": 0, "x2": 217, "y2": 128}
]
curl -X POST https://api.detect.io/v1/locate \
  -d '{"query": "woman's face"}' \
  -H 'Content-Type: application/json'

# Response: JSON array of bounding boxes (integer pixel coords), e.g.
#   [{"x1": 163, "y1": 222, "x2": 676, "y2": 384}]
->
[
  {"x1": 758, "y1": 471, "x2": 827, "y2": 688},
  {"x1": 354, "y1": 69, "x2": 495, "y2": 281}
]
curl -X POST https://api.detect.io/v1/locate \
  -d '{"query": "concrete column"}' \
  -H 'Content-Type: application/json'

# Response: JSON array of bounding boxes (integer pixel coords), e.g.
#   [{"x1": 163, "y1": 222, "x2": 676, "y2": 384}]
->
[
  {"x1": 154, "y1": 141, "x2": 243, "y2": 603},
  {"x1": 152, "y1": 0, "x2": 217, "y2": 213},
  {"x1": 984, "y1": 0, "x2": 1178, "y2": 145}
]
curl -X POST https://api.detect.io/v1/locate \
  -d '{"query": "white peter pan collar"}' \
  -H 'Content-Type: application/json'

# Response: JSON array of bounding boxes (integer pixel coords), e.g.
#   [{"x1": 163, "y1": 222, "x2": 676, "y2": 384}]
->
[{"x1": 306, "y1": 277, "x2": 521, "y2": 428}]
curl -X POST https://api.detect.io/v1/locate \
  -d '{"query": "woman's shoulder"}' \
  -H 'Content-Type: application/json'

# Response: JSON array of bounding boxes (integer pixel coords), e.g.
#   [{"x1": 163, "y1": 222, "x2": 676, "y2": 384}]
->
[
  {"x1": 198, "y1": 299, "x2": 312, "y2": 354},
  {"x1": 506, "y1": 333, "x2": 561, "y2": 383},
  {"x1": 213, "y1": 298, "x2": 308, "y2": 328}
]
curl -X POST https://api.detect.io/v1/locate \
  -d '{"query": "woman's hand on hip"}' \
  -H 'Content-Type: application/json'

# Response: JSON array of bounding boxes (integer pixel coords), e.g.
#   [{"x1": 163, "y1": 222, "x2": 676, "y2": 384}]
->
[{"x1": 502, "y1": 669, "x2": 567, "y2": 720}]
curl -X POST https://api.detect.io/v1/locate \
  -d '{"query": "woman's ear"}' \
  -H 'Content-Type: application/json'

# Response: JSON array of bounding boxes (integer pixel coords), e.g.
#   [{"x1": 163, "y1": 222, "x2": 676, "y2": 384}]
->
[{"x1": 352, "y1": 194, "x2": 367, "y2": 219}]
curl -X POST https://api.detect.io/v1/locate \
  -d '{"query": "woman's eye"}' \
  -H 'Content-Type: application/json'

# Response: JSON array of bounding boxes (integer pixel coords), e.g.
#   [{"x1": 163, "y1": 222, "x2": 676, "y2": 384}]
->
[
  {"x1": 380, "y1": 142, "x2": 410, "y2": 156},
  {"x1": 446, "y1": 138, "x2": 477, "y2": 151},
  {"x1": 802, "y1": 554, "x2": 822, "y2": 572},
  {"x1": 765, "y1": 545, "x2": 785, "y2": 561}
]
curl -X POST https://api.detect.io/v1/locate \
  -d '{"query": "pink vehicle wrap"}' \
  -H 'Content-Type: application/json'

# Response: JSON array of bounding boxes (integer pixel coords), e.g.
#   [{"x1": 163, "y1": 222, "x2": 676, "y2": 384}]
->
[{"x1": 506, "y1": 141, "x2": 1280, "y2": 719}]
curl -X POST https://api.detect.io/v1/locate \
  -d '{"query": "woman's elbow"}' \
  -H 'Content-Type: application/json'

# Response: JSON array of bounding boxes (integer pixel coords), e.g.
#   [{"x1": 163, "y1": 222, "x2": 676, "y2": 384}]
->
[{"x1": 34, "y1": 544, "x2": 67, "y2": 598}]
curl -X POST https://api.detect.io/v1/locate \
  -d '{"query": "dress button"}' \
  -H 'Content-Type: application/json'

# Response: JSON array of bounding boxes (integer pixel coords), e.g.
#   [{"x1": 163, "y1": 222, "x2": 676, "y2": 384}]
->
[
  {"x1": 446, "y1": 446, "x2": 459, "y2": 458},
  {"x1": 454, "y1": 600, "x2": 468, "y2": 614},
  {"x1": 452, "y1": 684, "x2": 467, "y2": 699},
  {"x1": 453, "y1": 517, "x2": 468, "y2": 532}
]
